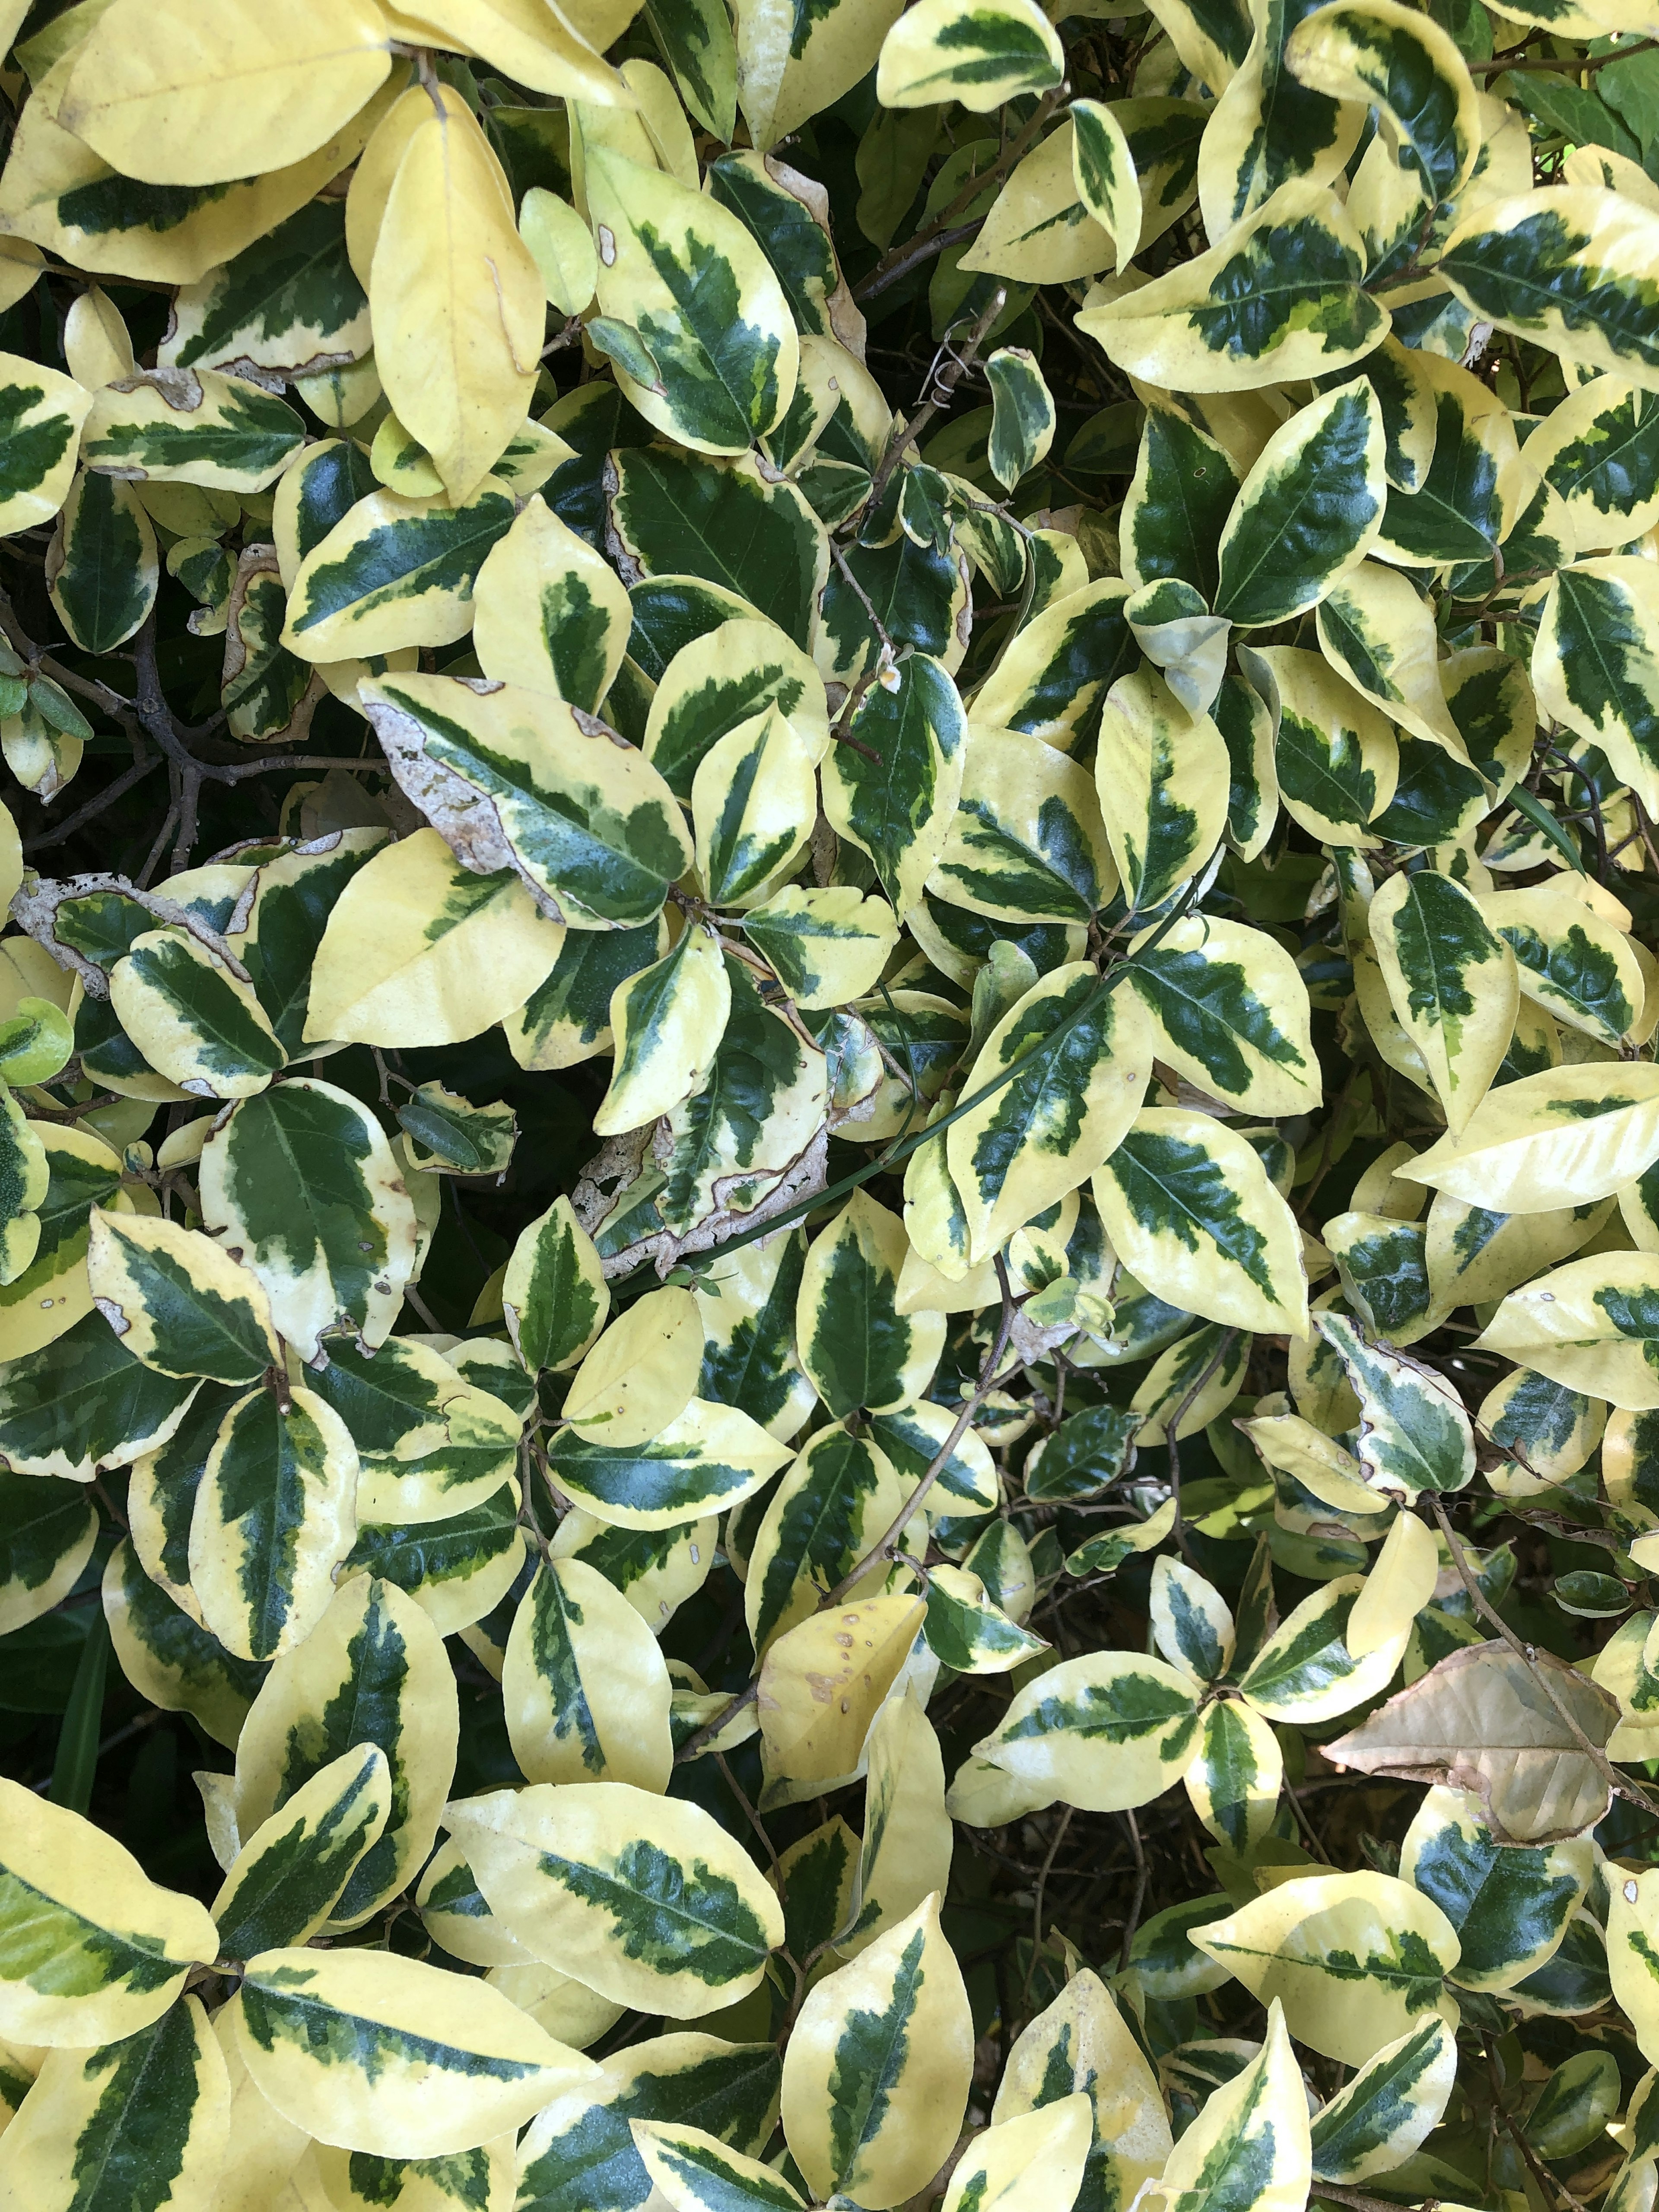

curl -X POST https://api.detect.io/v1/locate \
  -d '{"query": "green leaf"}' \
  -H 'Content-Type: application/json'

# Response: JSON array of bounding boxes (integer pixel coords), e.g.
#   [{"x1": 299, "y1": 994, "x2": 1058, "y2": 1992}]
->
[
  {"x1": 189, "y1": 1385, "x2": 359, "y2": 1663},
  {"x1": 0, "y1": 1310, "x2": 200, "y2": 1481},
  {"x1": 610, "y1": 448, "x2": 827, "y2": 653},
  {"x1": 48, "y1": 1605, "x2": 108, "y2": 1815},
  {"x1": 0, "y1": 1991, "x2": 229, "y2": 2212},
  {"x1": 0, "y1": 1470, "x2": 96, "y2": 1637},
  {"x1": 515, "y1": 2034, "x2": 781, "y2": 2212},
  {"x1": 587, "y1": 145, "x2": 798, "y2": 456},
  {"x1": 0, "y1": 1771, "x2": 217, "y2": 2046},
  {"x1": 504, "y1": 1197, "x2": 609, "y2": 1375},
  {"x1": 797, "y1": 1189, "x2": 944, "y2": 1417},
  {"x1": 48, "y1": 469, "x2": 158, "y2": 654},
  {"x1": 1213, "y1": 379, "x2": 1385, "y2": 628}
]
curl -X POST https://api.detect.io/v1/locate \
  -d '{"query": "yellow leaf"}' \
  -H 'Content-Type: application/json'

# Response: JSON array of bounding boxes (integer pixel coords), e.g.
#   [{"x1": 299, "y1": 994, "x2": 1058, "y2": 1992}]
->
[
  {"x1": 1347, "y1": 1510, "x2": 1437, "y2": 1659},
  {"x1": 370, "y1": 99, "x2": 545, "y2": 500},
  {"x1": 59, "y1": 0, "x2": 393, "y2": 189},
  {"x1": 346, "y1": 82, "x2": 471, "y2": 286}
]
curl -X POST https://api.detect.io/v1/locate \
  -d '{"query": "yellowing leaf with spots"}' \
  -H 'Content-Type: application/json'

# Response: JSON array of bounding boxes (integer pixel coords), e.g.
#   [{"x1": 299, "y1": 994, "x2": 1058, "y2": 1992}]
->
[
  {"x1": 757, "y1": 1593, "x2": 928, "y2": 1798},
  {"x1": 563, "y1": 1287, "x2": 703, "y2": 1446}
]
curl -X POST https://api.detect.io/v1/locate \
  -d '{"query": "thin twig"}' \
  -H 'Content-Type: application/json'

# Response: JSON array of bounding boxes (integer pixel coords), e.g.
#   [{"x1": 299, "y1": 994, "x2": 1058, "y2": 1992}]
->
[
  {"x1": 1484, "y1": 2037, "x2": 1590, "y2": 2212},
  {"x1": 13, "y1": 870, "x2": 254, "y2": 990},
  {"x1": 868, "y1": 284, "x2": 1010, "y2": 509},
  {"x1": 1313, "y1": 2189, "x2": 1444, "y2": 2212},
  {"x1": 610, "y1": 876, "x2": 1204, "y2": 1304},
  {"x1": 1117, "y1": 1809, "x2": 1147, "y2": 1969},
  {"x1": 1475, "y1": 34, "x2": 1658, "y2": 69},
  {"x1": 1028, "y1": 1805, "x2": 1074, "y2": 1986},
  {"x1": 853, "y1": 221, "x2": 980, "y2": 304},
  {"x1": 20, "y1": 752, "x2": 160, "y2": 851},
  {"x1": 830, "y1": 542, "x2": 896, "y2": 662},
  {"x1": 826, "y1": 1253, "x2": 1019, "y2": 1602},
  {"x1": 674, "y1": 1262, "x2": 1020, "y2": 1766},
  {"x1": 518, "y1": 1440, "x2": 554, "y2": 1564},
  {"x1": 855, "y1": 86, "x2": 1068, "y2": 303},
  {"x1": 1282, "y1": 1767, "x2": 1335, "y2": 1866}
]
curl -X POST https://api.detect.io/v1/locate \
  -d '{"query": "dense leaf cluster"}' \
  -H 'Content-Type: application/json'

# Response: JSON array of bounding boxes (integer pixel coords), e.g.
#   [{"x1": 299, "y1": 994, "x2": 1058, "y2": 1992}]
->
[{"x1": 8, "y1": 0, "x2": 1659, "y2": 2209}]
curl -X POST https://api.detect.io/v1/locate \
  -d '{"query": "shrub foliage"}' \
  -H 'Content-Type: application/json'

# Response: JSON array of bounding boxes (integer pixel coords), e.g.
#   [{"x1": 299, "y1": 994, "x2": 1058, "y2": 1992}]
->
[{"x1": 6, "y1": 0, "x2": 1659, "y2": 2207}]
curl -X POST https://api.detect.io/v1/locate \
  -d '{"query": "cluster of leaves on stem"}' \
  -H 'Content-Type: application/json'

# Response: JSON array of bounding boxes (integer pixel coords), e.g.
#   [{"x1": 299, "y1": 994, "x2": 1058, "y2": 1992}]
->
[{"x1": 12, "y1": 0, "x2": 1659, "y2": 2210}]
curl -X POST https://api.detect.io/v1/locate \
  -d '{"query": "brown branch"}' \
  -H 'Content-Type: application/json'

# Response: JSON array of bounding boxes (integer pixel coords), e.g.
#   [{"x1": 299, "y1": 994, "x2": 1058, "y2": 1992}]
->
[
  {"x1": 1475, "y1": 34, "x2": 1659, "y2": 70},
  {"x1": 1117, "y1": 1808, "x2": 1148, "y2": 1969},
  {"x1": 12, "y1": 869, "x2": 254, "y2": 994},
  {"x1": 1313, "y1": 2189, "x2": 1443, "y2": 2212},
  {"x1": 852, "y1": 221, "x2": 980, "y2": 304},
  {"x1": 20, "y1": 752, "x2": 161, "y2": 852}
]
